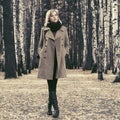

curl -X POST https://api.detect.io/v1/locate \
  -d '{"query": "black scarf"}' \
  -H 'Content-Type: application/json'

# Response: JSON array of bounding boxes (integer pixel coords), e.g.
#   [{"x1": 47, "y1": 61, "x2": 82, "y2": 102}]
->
[{"x1": 47, "y1": 21, "x2": 62, "y2": 32}]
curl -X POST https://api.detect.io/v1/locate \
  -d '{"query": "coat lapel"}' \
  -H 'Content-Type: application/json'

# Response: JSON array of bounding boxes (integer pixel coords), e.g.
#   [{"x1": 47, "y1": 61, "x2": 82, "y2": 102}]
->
[
  {"x1": 43, "y1": 27, "x2": 54, "y2": 40},
  {"x1": 55, "y1": 26, "x2": 64, "y2": 40},
  {"x1": 45, "y1": 30, "x2": 55, "y2": 40}
]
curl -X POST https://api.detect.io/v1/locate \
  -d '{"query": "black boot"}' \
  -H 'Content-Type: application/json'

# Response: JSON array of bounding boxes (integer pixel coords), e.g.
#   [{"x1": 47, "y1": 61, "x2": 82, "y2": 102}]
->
[
  {"x1": 47, "y1": 92, "x2": 52, "y2": 115},
  {"x1": 51, "y1": 91, "x2": 59, "y2": 118}
]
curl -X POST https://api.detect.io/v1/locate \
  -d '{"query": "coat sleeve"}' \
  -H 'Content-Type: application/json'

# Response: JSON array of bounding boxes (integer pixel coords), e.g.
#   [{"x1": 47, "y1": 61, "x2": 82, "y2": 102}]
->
[
  {"x1": 38, "y1": 28, "x2": 44, "y2": 56},
  {"x1": 65, "y1": 27, "x2": 70, "y2": 55}
]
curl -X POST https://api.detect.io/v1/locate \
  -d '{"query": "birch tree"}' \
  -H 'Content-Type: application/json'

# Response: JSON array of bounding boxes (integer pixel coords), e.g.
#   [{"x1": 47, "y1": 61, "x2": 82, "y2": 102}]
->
[
  {"x1": 18, "y1": 0, "x2": 27, "y2": 74},
  {"x1": 91, "y1": 0, "x2": 98, "y2": 73},
  {"x1": 0, "y1": 1, "x2": 4, "y2": 71},
  {"x1": 97, "y1": 0, "x2": 104, "y2": 80},
  {"x1": 13, "y1": 0, "x2": 22, "y2": 76},
  {"x1": 112, "y1": 0, "x2": 120, "y2": 82},
  {"x1": 103, "y1": 0, "x2": 111, "y2": 74},
  {"x1": 82, "y1": 0, "x2": 87, "y2": 70}
]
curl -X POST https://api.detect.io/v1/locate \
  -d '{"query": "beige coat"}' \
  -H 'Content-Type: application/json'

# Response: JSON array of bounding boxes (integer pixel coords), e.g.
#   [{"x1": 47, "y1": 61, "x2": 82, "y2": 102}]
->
[{"x1": 37, "y1": 26, "x2": 69, "y2": 80}]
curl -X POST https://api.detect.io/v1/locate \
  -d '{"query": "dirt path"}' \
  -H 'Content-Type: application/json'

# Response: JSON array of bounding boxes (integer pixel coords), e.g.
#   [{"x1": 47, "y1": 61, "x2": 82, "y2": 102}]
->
[{"x1": 0, "y1": 69, "x2": 120, "y2": 120}]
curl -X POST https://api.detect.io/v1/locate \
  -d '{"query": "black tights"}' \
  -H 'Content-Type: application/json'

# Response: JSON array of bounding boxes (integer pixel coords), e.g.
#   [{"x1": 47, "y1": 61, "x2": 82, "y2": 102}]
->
[
  {"x1": 47, "y1": 49, "x2": 58, "y2": 92},
  {"x1": 47, "y1": 79, "x2": 58, "y2": 92}
]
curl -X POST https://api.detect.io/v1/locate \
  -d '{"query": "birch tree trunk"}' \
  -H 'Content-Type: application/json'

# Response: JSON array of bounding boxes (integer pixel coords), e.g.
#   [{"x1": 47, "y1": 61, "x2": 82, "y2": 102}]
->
[
  {"x1": 112, "y1": 0, "x2": 120, "y2": 82},
  {"x1": 82, "y1": 0, "x2": 87, "y2": 70},
  {"x1": 102, "y1": 0, "x2": 111, "y2": 74},
  {"x1": 97, "y1": 0, "x2": 104, "y2": 80},
  {"x1": 0, "y1": 2, "x2": 4, "y2": 71},
  {"x1": 13, "y1": 0, "x2": 22, "y2": 76},
  {"x1": 19, "y1": 0, "x2": 27, "y2": 74},
  {"x1": 91, "y1": 0, "x2": 98, "y2": 73},
  {"x1": 30, "y1": 0, "x2": 36, "y2": 72},
  {"x1": 15, "y1": 0, "x2": 23, "y2": 76},
  {"x1": 0, "y1": 3, "x2": 2, "y2": 54}
]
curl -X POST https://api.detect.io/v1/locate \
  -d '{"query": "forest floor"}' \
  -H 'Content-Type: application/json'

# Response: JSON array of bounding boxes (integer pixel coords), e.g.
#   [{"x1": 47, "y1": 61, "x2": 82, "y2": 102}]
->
[{"x1": 0, "y1": 69, "x2": 120, "y2": 120}]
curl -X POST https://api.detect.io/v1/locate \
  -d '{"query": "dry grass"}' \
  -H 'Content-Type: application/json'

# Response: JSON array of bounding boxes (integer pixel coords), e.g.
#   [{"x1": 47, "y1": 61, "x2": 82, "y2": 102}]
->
[{"x1": 0, "y1": 69, "x2": 120, "y2": 120}]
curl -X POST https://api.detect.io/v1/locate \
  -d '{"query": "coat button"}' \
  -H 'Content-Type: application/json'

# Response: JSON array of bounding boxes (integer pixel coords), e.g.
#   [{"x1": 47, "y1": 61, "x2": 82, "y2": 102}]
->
[{"x1": 44, "y1": 57, "x2": 46, "y2": 59}]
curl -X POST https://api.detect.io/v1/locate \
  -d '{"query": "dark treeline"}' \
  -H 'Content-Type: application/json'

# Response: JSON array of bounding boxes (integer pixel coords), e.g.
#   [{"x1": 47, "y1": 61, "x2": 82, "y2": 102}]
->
[{"x1": 0, "y1": 0, "x2": 120, "y2": 81}]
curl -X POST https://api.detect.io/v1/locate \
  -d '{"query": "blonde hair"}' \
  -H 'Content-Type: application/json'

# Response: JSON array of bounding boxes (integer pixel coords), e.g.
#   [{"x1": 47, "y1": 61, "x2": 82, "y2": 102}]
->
[{"x1": 44, "y1": 9, "x2": 62, "y2": 27}]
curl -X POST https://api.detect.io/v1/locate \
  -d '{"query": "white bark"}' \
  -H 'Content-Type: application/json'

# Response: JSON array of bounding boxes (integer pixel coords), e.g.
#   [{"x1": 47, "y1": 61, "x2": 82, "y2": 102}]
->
[
  {"x1": 91, "y1": 0, "x2": 97, "y2": 64},
  {"x1": 30, "y1": 0, "x2": 36, "y2": 69},
  {"x1": 19, "y1": 0, "x2": 26, "y2": 71},
  {"x1": 112, "y1": 0, "x2": 119, "y2": 72},
  {"x1": 81, "y1": 0, "x2": 87, "y2": 65},
  {"x1": 103, "y1": 0, "x2": 111, "y2": 72},
  {"x1": 13, "y1": 0, "x2": 18, "y2": 69}
]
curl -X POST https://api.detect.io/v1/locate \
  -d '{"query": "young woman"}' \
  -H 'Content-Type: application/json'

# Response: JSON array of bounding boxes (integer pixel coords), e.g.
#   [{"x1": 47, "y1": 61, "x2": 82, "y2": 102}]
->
[{"x1": 37, "y1": 9, "x2": 69, "y2": 118}]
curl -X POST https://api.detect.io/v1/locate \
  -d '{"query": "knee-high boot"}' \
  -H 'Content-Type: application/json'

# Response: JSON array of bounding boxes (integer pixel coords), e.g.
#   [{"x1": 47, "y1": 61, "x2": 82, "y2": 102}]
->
[
  {"x1": 51, "y1": 91, "x2": 59, "y2": 118},
  {"x1": 47, "y1": 92, "x2": 53, "y2": 115}
]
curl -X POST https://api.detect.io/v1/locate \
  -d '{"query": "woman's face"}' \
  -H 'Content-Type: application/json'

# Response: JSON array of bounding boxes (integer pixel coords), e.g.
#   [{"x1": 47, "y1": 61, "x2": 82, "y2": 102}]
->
[{"x1": 49, "y1": 11, "x2": 59, "y2": 23}]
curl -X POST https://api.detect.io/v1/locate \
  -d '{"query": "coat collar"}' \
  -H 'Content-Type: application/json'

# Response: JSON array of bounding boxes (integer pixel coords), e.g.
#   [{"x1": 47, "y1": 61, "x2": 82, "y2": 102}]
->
[
  {"x1": 43, "y1": 26, "x2": 65, "y2": 32},
  {"x1": 43, "y1": 26, "x2": 65, "y2": 40}
]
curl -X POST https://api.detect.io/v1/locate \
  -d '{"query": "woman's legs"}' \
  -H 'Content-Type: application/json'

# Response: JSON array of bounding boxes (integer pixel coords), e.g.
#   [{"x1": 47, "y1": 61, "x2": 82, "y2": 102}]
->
[
  {"x1": 47, "y1": 79, "x2": 58, "y2": 115},
  {"x1": 47, "y1": 49, "x2": 59, "y2": 118},
  {"x1": 47, "y1": 79, "x2": 58, "y2": 92}
]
